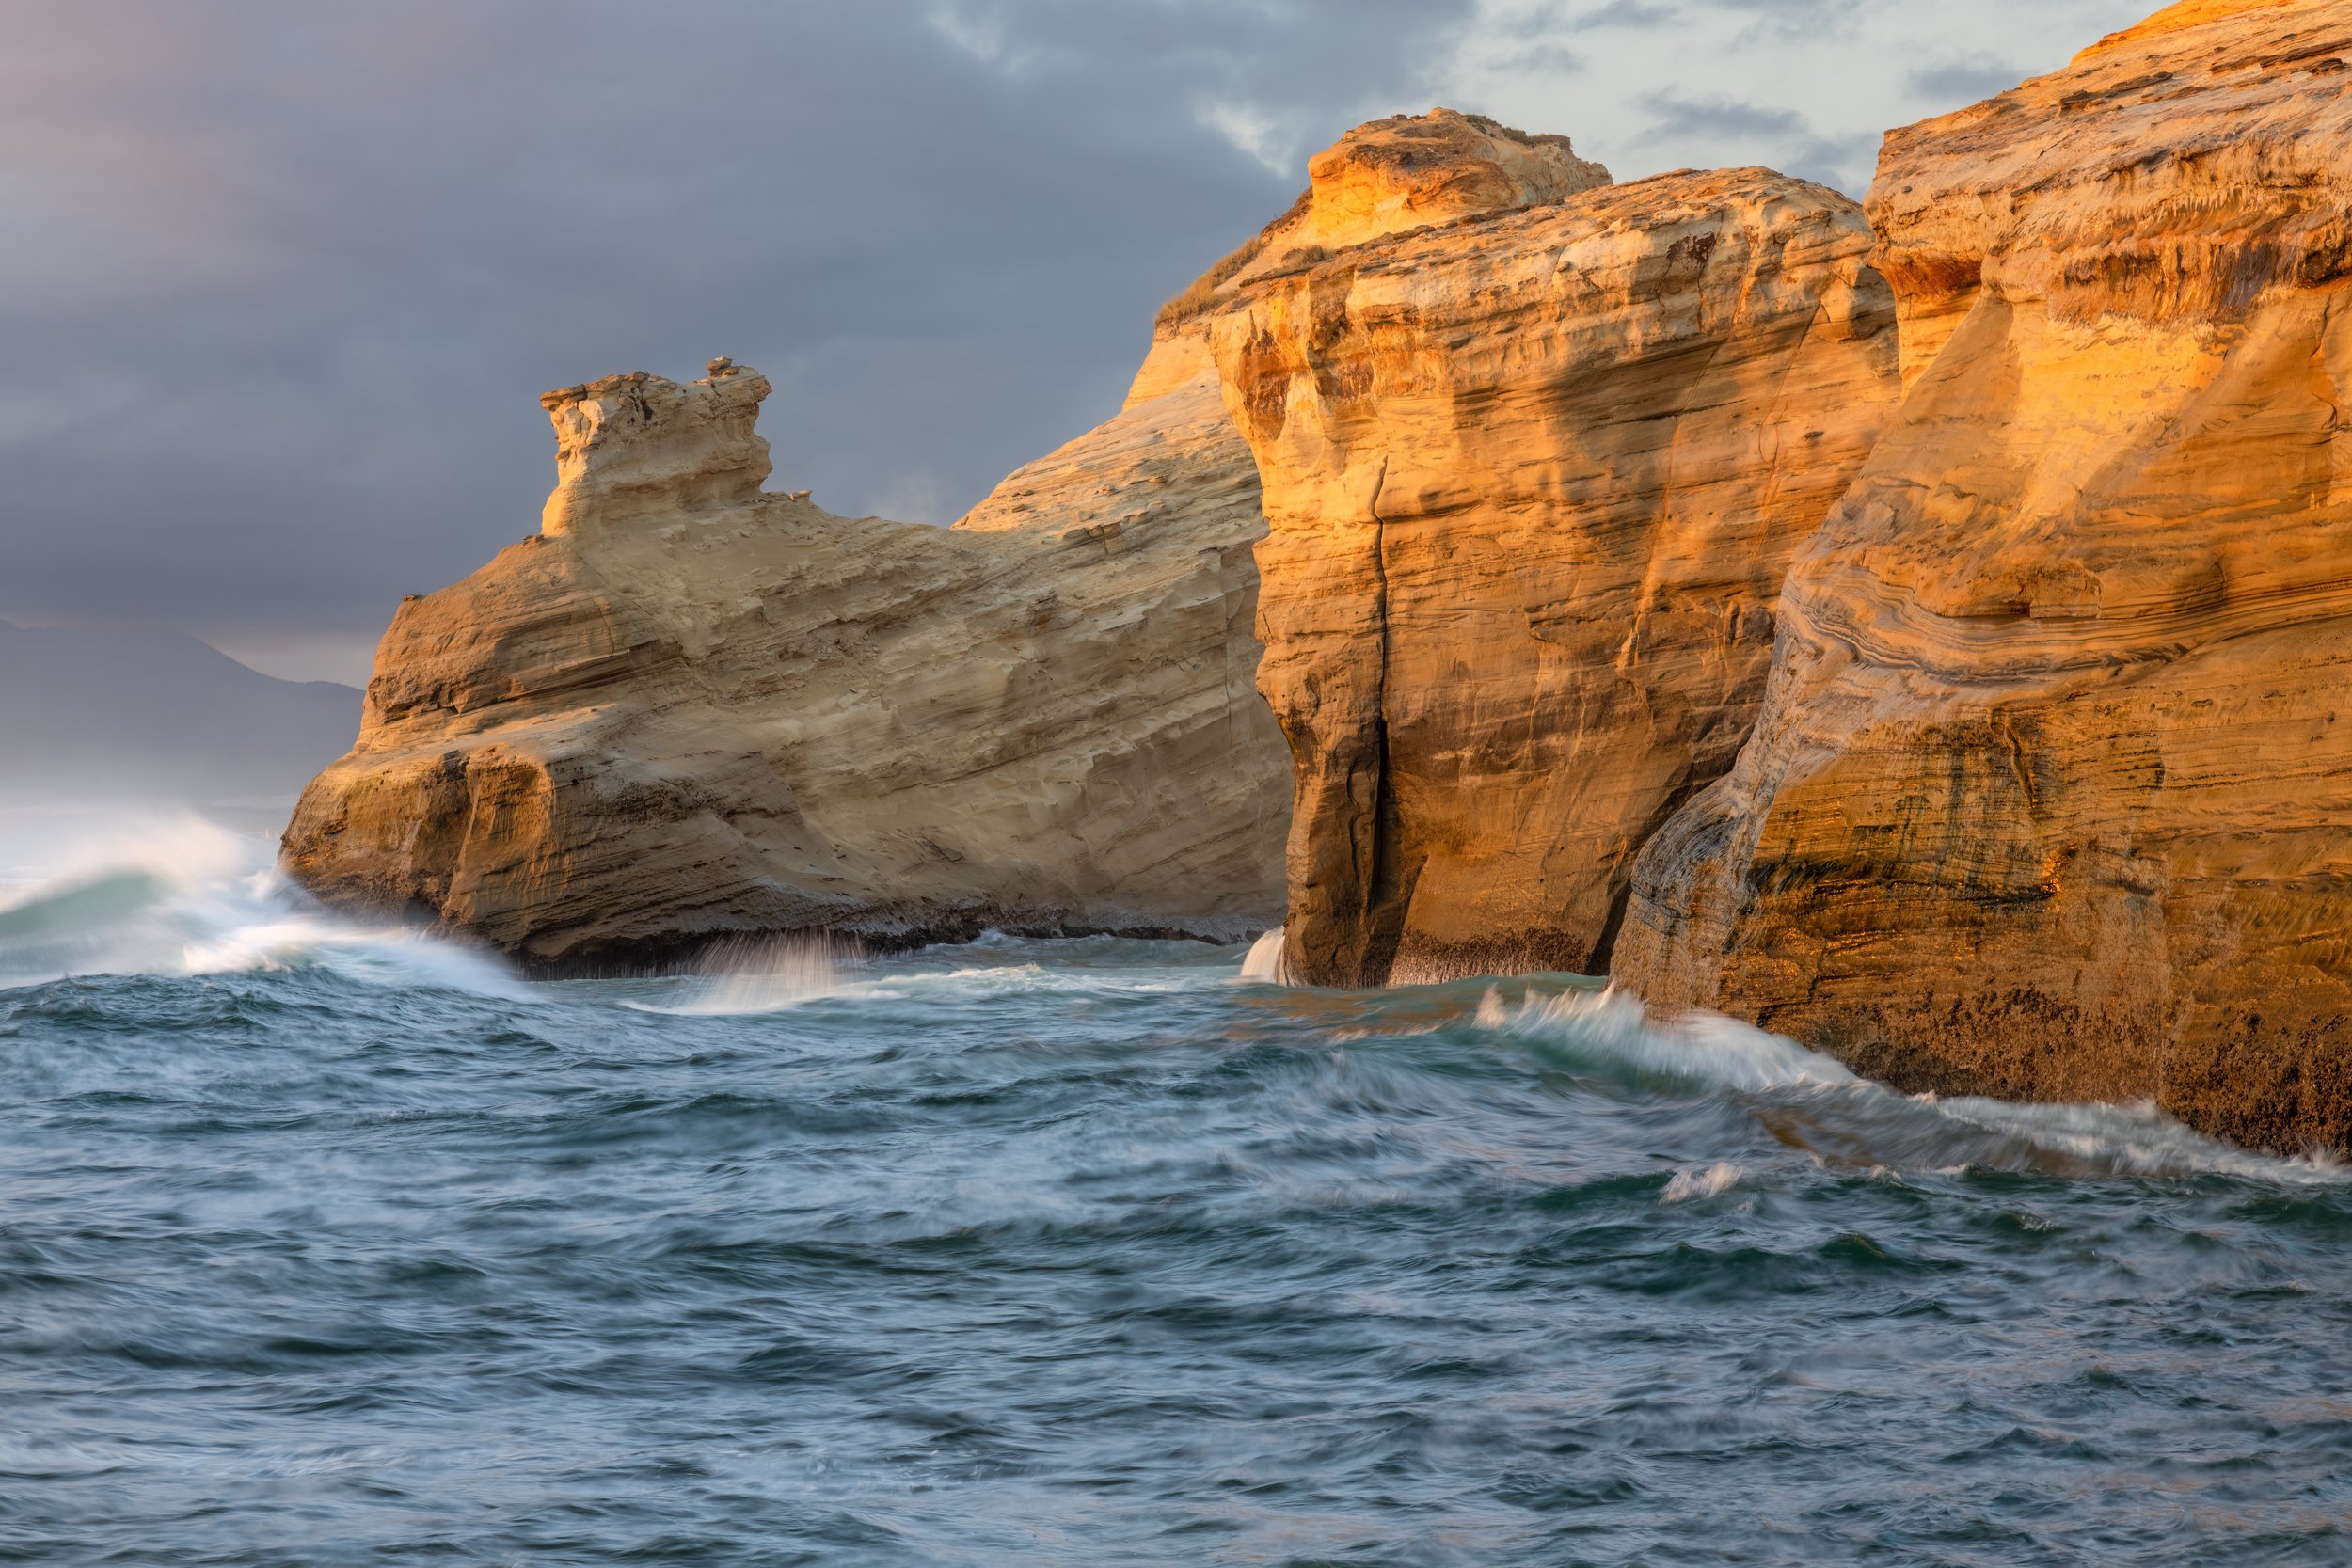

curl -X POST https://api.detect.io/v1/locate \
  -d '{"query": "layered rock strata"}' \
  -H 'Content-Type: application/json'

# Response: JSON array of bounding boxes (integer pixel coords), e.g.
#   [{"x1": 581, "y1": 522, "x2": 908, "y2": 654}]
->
[
  {"x1": 282, "y1": 356, "x2": 1288, "y2": 967},
  {"x1": 1614, "y1": 0, "x2": 2352, "y2": 1154},
  {"x1": 1214, "y1": 145, "x2": 1899, "y2": 984}
]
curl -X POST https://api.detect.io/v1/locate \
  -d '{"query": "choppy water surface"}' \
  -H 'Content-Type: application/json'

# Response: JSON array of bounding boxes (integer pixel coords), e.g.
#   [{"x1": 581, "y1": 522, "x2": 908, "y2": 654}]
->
[{"x1": 5, "y1": 820, "x2": 2352, "y2": 1565}]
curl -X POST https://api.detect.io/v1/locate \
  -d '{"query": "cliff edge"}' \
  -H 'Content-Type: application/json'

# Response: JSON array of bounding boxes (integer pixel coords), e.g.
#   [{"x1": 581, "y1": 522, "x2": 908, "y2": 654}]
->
[{"x1": 1613, "y1": 0, "x2": 2352, "y2": 1154}]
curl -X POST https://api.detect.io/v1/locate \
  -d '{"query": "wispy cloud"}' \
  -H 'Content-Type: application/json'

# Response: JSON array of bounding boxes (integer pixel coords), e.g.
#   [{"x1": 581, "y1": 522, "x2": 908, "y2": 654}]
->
[
  {"x1": 1637, "y1": 88, "x2": 1808, "y2": 140},
  {"x1": 1577, "y1": 0, "x2": 1680, "y2": 27},
  {"x1": 1195, "y1": 100, "x2": 1300, "y2": 177},
  {"x1": 1907, "y1": 55, "x2": 2034, "y2": 104}
]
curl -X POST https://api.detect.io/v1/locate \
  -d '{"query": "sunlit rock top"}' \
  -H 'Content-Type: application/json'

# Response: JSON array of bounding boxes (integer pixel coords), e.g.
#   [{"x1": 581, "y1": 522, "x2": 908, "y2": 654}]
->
[
  {"x1": 537, "y1": 357, "x2": 772, "y2": 537},
  {"x1": 1155, "y1": 108, "x2": 1612, "y2": 331}
]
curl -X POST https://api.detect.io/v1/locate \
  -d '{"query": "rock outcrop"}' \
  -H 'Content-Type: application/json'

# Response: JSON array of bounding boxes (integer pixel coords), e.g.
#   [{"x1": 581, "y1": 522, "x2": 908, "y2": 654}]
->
[
  {"x1": 1614, "y1": 0, "x2": 2352, "y2": 1154},
  {"x1": 1212, "y1": 124, "x2": 1900, "y2": 984},
  {"x1": 1153, "y1": 109, "x2": 1612, "y2": 331},
  {"x1": 282, "y1": 355, "x2": 1289, "y2": 968}
]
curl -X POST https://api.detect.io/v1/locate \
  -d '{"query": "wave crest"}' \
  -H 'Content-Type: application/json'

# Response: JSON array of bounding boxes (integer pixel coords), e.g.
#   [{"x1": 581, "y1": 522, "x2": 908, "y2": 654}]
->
[
  {"x1": 0, "y1": 813, "x2": 521, "y2": 997},
  {"x1": 1479, "y1": 982, "x2": 2344, "y2": 1184},
  {"x1": 1240, "y1": 928, "x2": 1294, "y2": 985}
]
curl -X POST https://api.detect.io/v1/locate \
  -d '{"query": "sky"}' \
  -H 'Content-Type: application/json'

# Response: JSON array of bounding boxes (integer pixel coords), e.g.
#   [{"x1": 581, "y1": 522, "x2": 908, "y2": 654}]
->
[{"x1": 1, "y1": 0, "x2": 2154, "y2": 684}]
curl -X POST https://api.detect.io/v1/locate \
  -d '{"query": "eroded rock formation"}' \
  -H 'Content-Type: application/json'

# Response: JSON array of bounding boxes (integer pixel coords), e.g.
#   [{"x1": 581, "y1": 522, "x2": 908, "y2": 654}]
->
[
  {"x1": 1614, "y1": 0, "x2": 2352, "y2": 1154},
  {"x1": 282, "y1": 355, "x2": 1288, "y2": 967},
  {"x1": 1154, "y1": 109, "x2": 1613, "y2": 330},
  {"x1": 1212, "y1": 126, "x2": 1900, "y2": 984}
]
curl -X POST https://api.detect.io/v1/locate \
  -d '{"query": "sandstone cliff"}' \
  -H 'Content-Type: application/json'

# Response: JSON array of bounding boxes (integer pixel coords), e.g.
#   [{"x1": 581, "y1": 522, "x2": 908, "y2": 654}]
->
[
  {"x1": 1212, "y1": 126, "x2": 1899, "y2": 984},
  {"x1": 1614, "y1": 0, "x2": 2352, "y2": 1154},
  {"x1": 282, "y1": 356, "x2": 1288, "y2": 967}
]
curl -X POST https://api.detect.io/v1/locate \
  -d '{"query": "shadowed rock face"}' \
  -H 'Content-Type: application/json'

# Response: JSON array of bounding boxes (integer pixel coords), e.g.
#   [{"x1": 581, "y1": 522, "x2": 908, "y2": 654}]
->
[
  {"x1": 1213, "y1": 153, "x2": 1900, "y2": 986},
  {"x1": 281, "y1": 357, "x2": 1288, "y2": 968},
  {"x1": 1613, "y1": 0, "x2": 2352, "y2": 1156}
]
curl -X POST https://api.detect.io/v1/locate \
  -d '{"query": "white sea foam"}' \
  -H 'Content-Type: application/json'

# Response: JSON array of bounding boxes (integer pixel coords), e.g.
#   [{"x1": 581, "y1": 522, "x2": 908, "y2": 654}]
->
[
  {"x1": 633, "y1": 935, "x2": 851, "y2": 1016},
  {"x1": 1239, "y1": 927, "x2": 1294, "y2": 985},
  {"x1": 1478, "y1": 984, "x2": 1855, "y2": 1093},
  {"x1": 1480, "y1": 981, "x2": 2346, "y2": 1185},
  {"x1": 1661, "y1": 1162, "x2": 1743, "y2": 1203},
  {"x1": 0, "y1": 812, "x2": 523, "y2": 997}
]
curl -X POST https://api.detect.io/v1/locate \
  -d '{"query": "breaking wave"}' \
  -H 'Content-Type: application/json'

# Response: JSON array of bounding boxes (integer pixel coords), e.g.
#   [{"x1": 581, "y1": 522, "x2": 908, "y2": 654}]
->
[
  {"x1": 2, "y1": 819, "x2": 2326, "y2": 1189},
  {"x1": 0, "y1": 813, "x2": 523, "y2": 998},
  {"x1": 628, "y1": 934, "x2": 852, "y2": 1015},
  {"x1": 1476, "y1": 982, "x2": 2344, "y2": 1184},
  {"x1": 1240, "y1": 926, "x2": 1294, "y2": 984}
]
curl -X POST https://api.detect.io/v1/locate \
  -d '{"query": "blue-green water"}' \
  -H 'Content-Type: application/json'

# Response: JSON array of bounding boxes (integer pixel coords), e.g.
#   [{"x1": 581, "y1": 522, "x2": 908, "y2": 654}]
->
[{"x1": 4, "y1": 823, "x2": 2351, "y2": 1566}]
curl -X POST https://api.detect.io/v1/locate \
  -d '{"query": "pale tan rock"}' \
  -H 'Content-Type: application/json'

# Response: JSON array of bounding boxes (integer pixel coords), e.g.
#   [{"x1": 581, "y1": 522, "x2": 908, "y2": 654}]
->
[
  {"x1": 538, "y1": 362, "x2": 771, "y2": 537},
  {"x1": 1214, "y1": 152, "x2": 1899, "y2": 986},
  {"x1": 955, "y1": 331, "x2": 1255, "y2": 541},
  {"x1": 1120, "y1": 323, "x2": 1218, "y2": 410},
  {"x1": 1614, "y1": 0, "x2": 2352, "y2": 1154},
  {"x1": 282, "y1": 359, "x2": 1289, "y2": 967}
]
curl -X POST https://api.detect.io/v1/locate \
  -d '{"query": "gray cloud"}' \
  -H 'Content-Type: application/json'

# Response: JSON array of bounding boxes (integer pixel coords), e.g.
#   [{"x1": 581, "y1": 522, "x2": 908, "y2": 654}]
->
[
  {"x1": 1782, "y1": 132, "x2": 1888, "y2": 198},
  {"x1": 1575, "y1": 1, "x2": 1682, "y2": 27},
  {"x1": 0, "y1": 0, "x2": 1468, "y2": 679},
  {"x1": 1637, "y1": 89, "x2": 1809, "y2": 141},
  {"x1": 1627, "y1": 83, "x2": 1884, "y2": 194},
  {"x1": 1908, "y1": 55, "x2": 2036, "y2": 104},
  {"x1": 1710, "y1": 0, "x2": 1868, "y2": 42},
  {"x1": 932, "y1": 0, "x2": 1480, "y2": 171}
]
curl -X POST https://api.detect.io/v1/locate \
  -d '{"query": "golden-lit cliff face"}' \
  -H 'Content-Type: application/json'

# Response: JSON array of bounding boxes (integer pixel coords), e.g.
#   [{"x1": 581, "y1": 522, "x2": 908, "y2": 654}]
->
[
  {"x1": 281, "y1": 359, "x2": 1288, "y2": 967},
  {"x1": 1614, "y1": 0, "x2": 2352, "y2": 1154},
  {"x1": 1213, "y1": 150, "x2": 1899, "y2": 986}
]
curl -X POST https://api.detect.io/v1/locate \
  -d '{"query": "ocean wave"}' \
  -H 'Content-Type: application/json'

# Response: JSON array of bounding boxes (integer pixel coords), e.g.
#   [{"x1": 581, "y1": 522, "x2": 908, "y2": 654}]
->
[
  {"x1": 1479, "y1": 983, "x2": 2345, "y2": 1185},
  {"x1": 623, "y1": 934, "x2": 852, "y2": 1016},
  {"x1": 0, "y1": 814, "x2": 524, "y2": 999},
  {"x1": 1661, "y1": 1162, "x2": 1743, "y2": 1203},
  {"x1": 1239, "y1": 927, "x2": 1293, "y2": 985}
]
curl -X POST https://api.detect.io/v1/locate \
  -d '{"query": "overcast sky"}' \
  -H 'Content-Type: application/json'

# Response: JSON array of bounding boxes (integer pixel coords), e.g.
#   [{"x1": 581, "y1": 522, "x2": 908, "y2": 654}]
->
[{"x1": 2, "y1": 0, "x2": 2153, "y2": 683}]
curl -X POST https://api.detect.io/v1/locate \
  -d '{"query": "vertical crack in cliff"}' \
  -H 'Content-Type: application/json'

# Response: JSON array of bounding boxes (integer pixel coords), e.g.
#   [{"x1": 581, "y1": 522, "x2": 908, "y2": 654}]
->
[{"x1": 1359, "y1": 451, "x2": 1415, "y2": 985}]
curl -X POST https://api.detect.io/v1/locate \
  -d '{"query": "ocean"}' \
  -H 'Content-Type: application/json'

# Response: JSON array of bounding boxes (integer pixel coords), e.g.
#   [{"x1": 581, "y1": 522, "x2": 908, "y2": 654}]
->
[{"x1": 3, "y1": 816, "x2": 2348, "y2": 1566}]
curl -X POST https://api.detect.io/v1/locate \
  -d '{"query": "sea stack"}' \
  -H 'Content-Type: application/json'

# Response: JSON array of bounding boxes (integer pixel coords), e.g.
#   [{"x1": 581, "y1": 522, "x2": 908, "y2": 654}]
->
[
  {"x1": 280, "y1": 352, "x2": 1290, "y2": 967},
  {"x1": 1613, "y1": 0, "x2": 2352, "y2": 1155}
]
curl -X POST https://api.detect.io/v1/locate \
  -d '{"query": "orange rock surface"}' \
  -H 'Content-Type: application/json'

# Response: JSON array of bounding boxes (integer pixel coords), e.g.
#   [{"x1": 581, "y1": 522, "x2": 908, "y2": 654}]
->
[
  {"x1": 1210, "y1": 120, "x2": 1899, "y2": 985},
  {"x1": 1614, "y1": 0, "x2": 2352, "y2": 1154}
]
